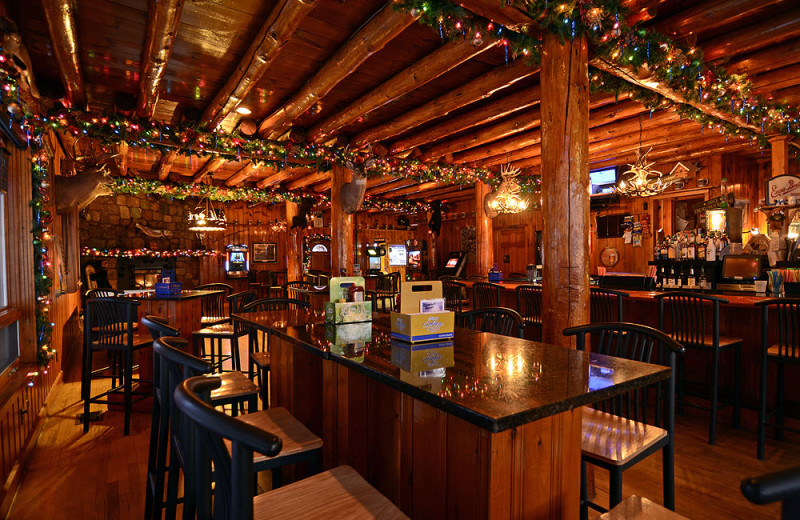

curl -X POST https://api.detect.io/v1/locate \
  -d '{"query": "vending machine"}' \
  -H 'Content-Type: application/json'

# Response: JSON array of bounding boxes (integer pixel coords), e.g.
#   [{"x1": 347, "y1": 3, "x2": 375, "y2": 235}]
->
[{"x1": 225, "y1": 244, "x2": 249, "y2": 278}]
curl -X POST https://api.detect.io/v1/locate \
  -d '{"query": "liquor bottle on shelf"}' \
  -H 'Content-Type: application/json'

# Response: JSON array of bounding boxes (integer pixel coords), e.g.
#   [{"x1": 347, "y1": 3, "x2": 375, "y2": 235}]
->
[
  {"x1": 668, "y1": 238, "x2": 676, "y2": 259},
  {"x1": 668, "y1": 266, "x2": 676, "y2": 288},
  {"x1": 699, "y1": 268, "x2": 708, "y2": 291},
  {"x1": 697, "y1": 237, "x2": 707, "y2": 260},
  {"x1": 707, "y1": 234, "x2": 717, "y2": 262},
  {"x1": 661, "y1": 241, "x2": 668, "y2": 259},
  {"x1": 675, "y1": 265, "x2": 683, "y2": 288},
  {"x1": 687, "y1": 266, "x2": 696, "y2": 289},
  {"x1": 687, "y1": 237, "x2": 696, "y2": 260}
]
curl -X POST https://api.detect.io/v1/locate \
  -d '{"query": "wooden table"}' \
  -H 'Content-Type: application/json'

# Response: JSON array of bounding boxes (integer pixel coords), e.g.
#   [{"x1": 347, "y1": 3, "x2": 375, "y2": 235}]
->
[
  {"x1": 234, "y1": 311, "x2": 669, "y2": 519},
  {"x1": 289, "y1": 287, "x2": 329, "y2": 312}
]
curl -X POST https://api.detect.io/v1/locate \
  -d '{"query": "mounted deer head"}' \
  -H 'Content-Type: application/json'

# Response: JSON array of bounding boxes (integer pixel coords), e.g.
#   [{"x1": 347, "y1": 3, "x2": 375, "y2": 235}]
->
[
  {"x1": 340, "y1": 147, "x2": 376, "y2": 215},
  {"x1": 55, "y1": 138, "x2": 116, "y2": 213}
]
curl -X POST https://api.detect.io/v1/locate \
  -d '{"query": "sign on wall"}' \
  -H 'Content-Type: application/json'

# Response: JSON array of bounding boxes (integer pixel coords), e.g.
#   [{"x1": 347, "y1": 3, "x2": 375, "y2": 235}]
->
[{"x1": 765, "y1": 174, "x2": 800, "y2": 205}]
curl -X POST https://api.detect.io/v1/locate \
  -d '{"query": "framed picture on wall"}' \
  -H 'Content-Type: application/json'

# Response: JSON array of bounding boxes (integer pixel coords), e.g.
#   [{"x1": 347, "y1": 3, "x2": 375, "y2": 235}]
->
[{"x1": 253, "y1": 243, "x2": 277, "y2": 263}]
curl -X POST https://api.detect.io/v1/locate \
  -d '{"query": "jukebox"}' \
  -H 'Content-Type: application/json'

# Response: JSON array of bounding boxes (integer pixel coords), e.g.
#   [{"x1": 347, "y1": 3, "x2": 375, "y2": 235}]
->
[{"x1": 225, "y1": 244, "x2": 249, "y2": 278}]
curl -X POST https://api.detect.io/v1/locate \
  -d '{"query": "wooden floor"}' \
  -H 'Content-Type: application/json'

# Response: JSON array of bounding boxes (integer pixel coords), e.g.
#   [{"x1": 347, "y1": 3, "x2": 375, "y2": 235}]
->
[{"x1": 7, "y1": 352, "x2": 800, "y2": 519}]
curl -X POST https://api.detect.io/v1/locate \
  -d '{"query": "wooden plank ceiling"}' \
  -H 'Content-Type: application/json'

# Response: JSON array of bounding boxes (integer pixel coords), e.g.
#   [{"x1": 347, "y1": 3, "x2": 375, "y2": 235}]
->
[{"x1": 7, "y1": 0, "x2": 800, "y2": 205}]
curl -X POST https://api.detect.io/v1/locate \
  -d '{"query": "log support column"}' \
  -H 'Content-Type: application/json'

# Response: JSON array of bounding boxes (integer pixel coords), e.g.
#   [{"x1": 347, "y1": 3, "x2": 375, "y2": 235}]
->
[
  {"x1": 540, "y1": 34, "x2": 590, "y2": 348},
  {"x1": 770, "y1": 135, "x2": 792, "y2": 178},
  {"x1": 475, "y1": 181, "x2": 494, "y2": 276},
  {"x1": 286, "y1": 201, "x2": 303, "y2": 281},
  {"x1": 331, "y1": 162, "x2": 354, "y2": 276}
]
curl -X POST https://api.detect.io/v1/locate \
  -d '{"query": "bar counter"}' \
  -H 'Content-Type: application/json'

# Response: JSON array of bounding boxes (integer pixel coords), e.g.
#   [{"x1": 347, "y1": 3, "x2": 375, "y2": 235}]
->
[
  {"x1": 234, "y1": 310, "x2": 670, "y2": 519},
  {"x1": 121, "y1": 289, "x2": 222, "y2": 339}
]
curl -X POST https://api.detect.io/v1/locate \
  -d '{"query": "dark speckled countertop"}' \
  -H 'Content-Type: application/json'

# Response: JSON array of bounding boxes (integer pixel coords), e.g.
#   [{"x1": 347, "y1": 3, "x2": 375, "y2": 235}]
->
[{"x1": 234, "y1": 311, "x2": 670, "y2": 433}]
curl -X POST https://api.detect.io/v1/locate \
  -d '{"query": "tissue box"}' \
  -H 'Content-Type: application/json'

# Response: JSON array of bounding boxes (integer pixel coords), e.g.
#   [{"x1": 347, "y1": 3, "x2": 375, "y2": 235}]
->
[
  {"x1": 325, "y1": 321, "x2": 372, "y2": 345},
  {"x1": 390, "y1": 281, "x2": 454, "y2": 342},
  {"x1": 154, "y1": 282, "x2": 182, "y2": 295},
  {"x1": 390, "y1": 338, "x2": 454, "y2": 373},
  {"x1": 324, "y1": 276, "x2": 373, "y2": 324}
]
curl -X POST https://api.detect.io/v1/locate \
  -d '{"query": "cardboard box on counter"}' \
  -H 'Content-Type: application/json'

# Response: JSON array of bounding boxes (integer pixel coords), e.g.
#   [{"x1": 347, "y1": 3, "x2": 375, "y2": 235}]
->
[
  {"x1": 325, "y1": 321, "x2": 372, "y2": 345},
  {"x1": 390, "y1": 281, "x2": 454, "y2": 342},
  {"x1": 390, "y1": 338, "x2": 454, "y2": 373},
  {"x1": 324, "y1": 276, "x2": 373, "y2": 324}
]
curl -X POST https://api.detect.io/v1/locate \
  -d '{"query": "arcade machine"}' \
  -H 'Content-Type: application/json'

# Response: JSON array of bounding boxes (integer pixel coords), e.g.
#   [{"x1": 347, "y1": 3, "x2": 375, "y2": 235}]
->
[
  {"x1": 388, "y1": 243, "x2": 407, "y2": 279},
  {"x1": 225, "y1": 244, "x2": 249, "y2": 278},
  {"x1": 406, "y1": 239, "x2": 424, "y2": 279},
  {"x1": 441, "y1": 251, "x2": 467, "y2": 278},
  {"x1": 365, "y1": 243, "x2": 385, "y2": 275}
]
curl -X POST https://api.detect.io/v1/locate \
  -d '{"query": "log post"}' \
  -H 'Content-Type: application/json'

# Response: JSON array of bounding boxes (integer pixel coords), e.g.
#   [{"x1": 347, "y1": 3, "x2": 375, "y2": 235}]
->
[
  {"x1": 331, "y1": 162, "x2": 354, "y2": 276},
  {"x1": 769, "y1": 135, "x2": 792, "y2": 177},
  {"x1": 541, "y1": 33, "x2": 590, "y2": 349},
  {"x1": 286, "y1": 201, "x2": 303, "y2": 281},
  {"x1": 475, "y1": 182, "x2": 494, "y2": 277}
]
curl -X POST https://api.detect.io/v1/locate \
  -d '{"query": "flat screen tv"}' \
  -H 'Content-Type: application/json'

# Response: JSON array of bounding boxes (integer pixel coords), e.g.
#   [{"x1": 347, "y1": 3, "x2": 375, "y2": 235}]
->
[
  {"x1": 590, "y1": 167, "x2": 617, "y2": 195},
  {"x1": 445, "y1": 257, "x2": 459, "y2": 268},
  {"x1": 388, "y1": 244, "x2": 407, "y2": 266},
  {"x1": 407, "y1": 250, "x2": 421, "y2": 268},
  {"x1": 368, "y1": 256, "x2": 382, "y2": 270},
  {"x1": 722, "y1": 255, "x2": 761, "y2": 280}
]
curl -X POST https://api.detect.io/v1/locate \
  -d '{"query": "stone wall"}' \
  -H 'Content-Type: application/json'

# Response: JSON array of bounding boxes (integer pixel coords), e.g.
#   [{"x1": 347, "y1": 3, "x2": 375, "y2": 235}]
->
[{"x1": 80, "y1": 193, "x2": 203, "y2": 288}]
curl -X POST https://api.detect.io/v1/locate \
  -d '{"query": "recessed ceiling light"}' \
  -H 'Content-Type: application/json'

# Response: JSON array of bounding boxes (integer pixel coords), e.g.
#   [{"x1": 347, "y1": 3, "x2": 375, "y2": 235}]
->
[{"x1": 236, "y1": 106, "x2": 252, "y2": 115}]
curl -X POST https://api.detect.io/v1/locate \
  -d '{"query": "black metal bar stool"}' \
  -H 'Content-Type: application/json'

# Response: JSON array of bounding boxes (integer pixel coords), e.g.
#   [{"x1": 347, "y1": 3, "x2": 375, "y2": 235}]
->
[
  {"x1": 516, "y1": 284, "x2": 543, "y2": 340},
  {"x1": 656, "y1": 291, "x2": 742, "y2": 445},
  {"x1": 590, "y1": 287, "x2": 629, "y2": 322},
  {"x1": 755, "y1": 298, "x2": 800, "y2": 460},
  {"x1": 472, "y1": 281, "x2": 502, "y2": 309},
  {"x1": 193, "y1": 290, "x2": 256, "y2": 374}
]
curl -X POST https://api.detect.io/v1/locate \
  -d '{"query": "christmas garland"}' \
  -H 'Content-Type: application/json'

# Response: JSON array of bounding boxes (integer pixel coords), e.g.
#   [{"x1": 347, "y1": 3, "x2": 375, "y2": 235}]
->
[
  {"x1": 302, "y1": 234, "x2": 331, "y2": 270},
  {"x1": 81, "y1": 247, "x2": 221, "y2": 258},
  {"x1": 110, "y1": 177, "x2": 324, "y2": 204}
]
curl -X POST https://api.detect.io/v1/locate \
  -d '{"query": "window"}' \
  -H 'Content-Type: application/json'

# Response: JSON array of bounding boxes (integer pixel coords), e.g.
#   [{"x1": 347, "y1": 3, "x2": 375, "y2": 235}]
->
[
  {"x1": 0, "y1": 189, "x2": 19, "y2": 376},
  {"x1": 0, "y1": 192, "x2": 7, "y2": 308}
]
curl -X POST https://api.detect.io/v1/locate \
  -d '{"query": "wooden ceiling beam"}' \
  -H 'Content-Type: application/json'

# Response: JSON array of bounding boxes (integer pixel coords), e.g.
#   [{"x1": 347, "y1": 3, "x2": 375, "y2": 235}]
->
[
  {"x1": 201, "y1": 0, "x2": 318, "y2": 128},
  {"x1": 366, "y1": 175, "x2": 396, "y2": 189},
  {"x1": 313, "y1": 180, "x2": 331, "y2": 192},
  {"x1": 382, "y1": 181, "x2": 442, "y2": 198},
  {"x1": 391, "y1": 83, "x2": 541, "y2": 154},
  {"x1": 256, "y1": 167, "x2": 312, "y2": 189},
  {"x1": 590, "y1": 57, "x2": 763, "y2": 134},
  {"x1": 367, "y1": 178, "x2": 415, "y2": 196},
  {"x1": 588, "y1": 134, "x2": 741, "y2": 169},
  {"x1": 752, "y1": 64, "x2": 800, "y2": 95},
  {"x1": 725, "y1": 37, "x2": 800, "y2": 75},
  {"x1": 225, "y1": 161, "x2": 265, "y2": 186},
  {"x1": 421, "y1": 108, "x2": 541, "y2": 161},
  {"x1": 701, "y1": 9, "x2": 800, "y2": 62},
  {"x1": 285, "y1": 170, "x2": 328, "y2": 190},
  {"x1": 42, "y1": 0, "x2": 86, "y2": 108},
  {"x1": 157, "y1": 150, "x2": 177, "y2": 180},
  {"x1": 137, "y1": 0, "x2": 186, "y2": 118},
  {"x1": 422, "y1": 184, "x2": 475, "y2": 202},
  {"x1": 191, "y1": 157, "x2": 227, "y2": 184},
  {"x1": 257, "y1": 4, "x2": 418, "y2": 138},
  {"x1": 308, "y1": 38, "x2": 500, "y2": 143},
  {"x1": 654, "y1": 0, "x2": 786, "y2": 41},
  {"x1": 352, "y1": 59, "x2": 537, "y2": 148},
  {"x1": 456, "y1": 0, "x2": 535, "y2": 31},
  {"x1": 117, "y1": 142, "x2": 129, "y2": 176}
]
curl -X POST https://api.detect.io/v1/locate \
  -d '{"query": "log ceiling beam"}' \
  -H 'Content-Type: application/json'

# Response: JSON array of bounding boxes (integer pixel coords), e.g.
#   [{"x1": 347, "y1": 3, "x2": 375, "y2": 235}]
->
[
  {"x1": 422, "y1": 184, "x2": 475, "y2": 202},
  {"x1": 117, "y1": 142, "x2": 129, "y2": 176},
  {"x1": 137, "y1": 0, "x2": 186, "y2": 118},
  {"x1": 590, "y1": 57, "x2": 763, "y2": 134},
  {"x1": 313, "y1": 180, "x2": 331, "y2": 192},
  {"x1": 725, "y1": 38, "x2": 800, "y2": 75},
  {"x1": 352, "y1": 60, "x2": 537, "y2": 148},
  {"x1": 391, "y1": 83, "x2": 541, "y2": 155},
  {"x1": 421, "y1": 108, "x2": 541, "y2": 162},
  {"x1": 157, "y1": 150, "x2": 177, "y2": 180},
  {"x1": 308, "y1": 38, "x2": 499, "y2": 143},
  {"x1": 42, "y1": 0, "x2": 86, "y2": 108},
  {"x1": 256, "y1": 166, "x2": 312, "y2": 189},
  {"x1": 700, "y1": 9, "x2": 800, "y2": 62},
  {"x1": 366, "y1": 175, "x2": 396, "y2": 189},
  {"x1": 653, "y1": 0, "x2": 786, "y2": 41},
  {"x1": 385, "y1": 181, "x2": 442, "y2": 198},
  {"x1": 257, "y1": 4, "x2": 418, "y2": 138},
  {"x1": 285, "y1": 170, "x2": 327, "y2": 190},
  {"x1": 201, "y1": 0, "x2": 318, "y2": 128},
  {"x1": 588, "y1": 134, "x2": 749, "y2": 170},
  {"x1": 191, "y1": 157, "x2": 227, "y2": 184},
  {"x1": 367, "y1": 178, "x2": 415, "y2": 196},
  {"x1": 457, "y1": 0, "x2": 535, "y2": 31},
  {"x1": 225, "y1": 161, "x2": 265, "y2": 186},
  {"x1": 752, "y1": 64, "x2": 800, "y2": 95}
]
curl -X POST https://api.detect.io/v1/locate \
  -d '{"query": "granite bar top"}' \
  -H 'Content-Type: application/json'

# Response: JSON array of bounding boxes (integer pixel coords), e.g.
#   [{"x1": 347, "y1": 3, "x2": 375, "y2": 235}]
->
[
  {"x1": 234, "y1": 311, "x2": 670, "y2": 433},
  {"x1": 120, "y1": 289, "x2": 223, "y2": 301}
]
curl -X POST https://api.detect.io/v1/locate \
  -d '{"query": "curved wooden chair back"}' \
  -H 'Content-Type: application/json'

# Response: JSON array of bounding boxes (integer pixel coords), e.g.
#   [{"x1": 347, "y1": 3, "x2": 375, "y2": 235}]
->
[
  {"x1": 656, "y1": 291, "x2": 727, "y2": 348},
  {"x1": 515, "y1": 285, "x2": 543, "y2": 324},
  {"x1": 141, "y1": 315, "x2": 179, "y2": 340},
  {"x1": 243, "y1": 298, "x2": 310, "y2": 312},
  {"x1": 174, "y1": 376, "x2": 282, "y2": 520},
  {"x1": 472, "y1": 282, "x2": 502, "y2": 309},
  {"x1": 756, "y1": 298, "x2": 800, "y2": 360},
  {"x1": 195, "y1": 283, "x2": 233, "y2": 324},
  {"x1": 229, "y1": 290, "x2": 257, "y2": 314},
  {"x1": 85, "y1": 297, "x2": 139, "y2": 348},
  {"x1": 456, "y1": 307, "x2": 523, "y2": 338},
  {"x1": 442, "y1": 280, "x2": 467, "y2": 313},
  {"x1": 281, "y1": 281, "x2": 316, "y2": 301},
  {"x1": 590, "y1": 288, "x2": 629, "y2": 323},
  {"x1": 85, "y1": 288, "x2": 117, "y2": 299}
]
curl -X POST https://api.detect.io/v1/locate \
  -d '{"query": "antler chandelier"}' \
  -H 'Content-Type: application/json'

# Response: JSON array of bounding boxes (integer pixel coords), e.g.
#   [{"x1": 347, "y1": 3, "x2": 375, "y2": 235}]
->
[
  {"x1": 616, "y1": 117, "x2": 674, "y2": 197},
  {"x1": 270, "y1": 218, "x2": 288, "y2": 232},
  {"x1": 188, "y1": 196, "x2": 227, "y2": 232},
  {"x1": 485, "y1": 165, "x2": 529, "y2": 215}
]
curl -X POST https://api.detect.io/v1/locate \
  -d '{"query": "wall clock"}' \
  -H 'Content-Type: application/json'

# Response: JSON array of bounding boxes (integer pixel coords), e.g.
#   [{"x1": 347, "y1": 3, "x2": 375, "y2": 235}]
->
[{"x1": 600, "y1": 247, "x2": 620, "y2": 267}]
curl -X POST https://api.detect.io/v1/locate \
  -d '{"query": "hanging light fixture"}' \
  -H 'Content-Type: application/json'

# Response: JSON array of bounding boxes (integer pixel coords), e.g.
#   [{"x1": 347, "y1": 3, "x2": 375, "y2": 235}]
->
[
  {"x1": 187, "y1": 196, "x2": 227, "y2": 232},
  {"x1": 616, "y1": 117, "x2": 675, "y2": 197},
  {"x1": 483, "y1": 164, "x2": 529, "y2": 218}
]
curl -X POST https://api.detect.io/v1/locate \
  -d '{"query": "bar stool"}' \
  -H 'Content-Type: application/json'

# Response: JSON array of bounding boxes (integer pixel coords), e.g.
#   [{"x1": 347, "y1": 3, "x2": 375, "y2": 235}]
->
[
  {"x1": 755, "y1": 298, "x2": 800, "y2": 460},
  {"x1": 741, "y1": 464, "x2": 800, "y2": 519},
  {"x1": 591, "y1": 288, "x2": 629, "y2": 322},
  {"x1": 563, "y1": 322, "x2": 684, "y2": 518},
  {"x1": 195, "y1": 282, "x2": 233, "y2": 325},
  {"x1": 82, "y1": 297, "x2": 151, "y2": 435},
  {"x1": 442, "y1": 280, "x2": 468, "y2": 312},
  {"x1": 242, "y1": 298, "x2": 310, "y2": 408},
  {"x1": 456, "y1": 307, "x2": 524, "y2": 338},
  {"x1": 656, "y1": 292, "x2": 742, "y2": 445},
  {"x1": 472, "y1": 281, "x2": 502, "y2": 309},
  {"x1": 193, "y1": 290, "x2": 257, "y2": 374},
  {"x1": 175, "y1": 376, "x2": 407, "y2": 520},
  {"x1": 153, "y1": 339, "x2": 315, "y2": 520},
  {"x1": 516, "y1": 284, "x2": 543, "y2": 340}
]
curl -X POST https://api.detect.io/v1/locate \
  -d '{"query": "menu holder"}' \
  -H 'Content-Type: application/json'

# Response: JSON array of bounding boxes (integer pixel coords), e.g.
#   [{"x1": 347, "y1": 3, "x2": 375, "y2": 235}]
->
[
  {"x1": 154, "y1": 282, "x2": 182, "y2": 295},
  {"x1": 324, "y1": 276, "x2": 373, "y2": 324},
  {"x1": 390, "y1": 281, "x2": 454, "y2": 342}
]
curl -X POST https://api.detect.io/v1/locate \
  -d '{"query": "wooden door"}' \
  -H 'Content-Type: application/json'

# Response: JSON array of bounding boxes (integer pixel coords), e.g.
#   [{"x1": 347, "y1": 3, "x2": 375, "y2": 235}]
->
[{"x1": 494, "y1": 226, "x2": 528, "y2": 275}]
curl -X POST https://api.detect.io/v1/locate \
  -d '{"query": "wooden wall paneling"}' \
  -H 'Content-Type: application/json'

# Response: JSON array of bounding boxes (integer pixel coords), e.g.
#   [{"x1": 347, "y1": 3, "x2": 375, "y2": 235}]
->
[
  {"x1": 411, "y1": 398, "x2": 448, "y2": 519},
  {"x1": 321, "y1": 360, "x2": 339, "y2": 469},
  {"x1": 445, "y1": 413, "x2": 490, "y2": 520},
  {"x1": 345, "y1": 369, "x2": 369, "y2": 477},
  {"x1": 367, "y1": 378, "x2": 403, "y2": 504}
]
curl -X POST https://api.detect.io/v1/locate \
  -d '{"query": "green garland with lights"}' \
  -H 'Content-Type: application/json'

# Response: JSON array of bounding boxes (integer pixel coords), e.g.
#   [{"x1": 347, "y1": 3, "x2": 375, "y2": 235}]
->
[
  {"x1": 81, "y1": 247, "x2": 220, "y2": 258},
  {"x1": 110, "y1": 177, "x2": 324, "y2": 204},
  {"x1": 303, "y1": 234, "x2": 331, "y2": 270}
]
